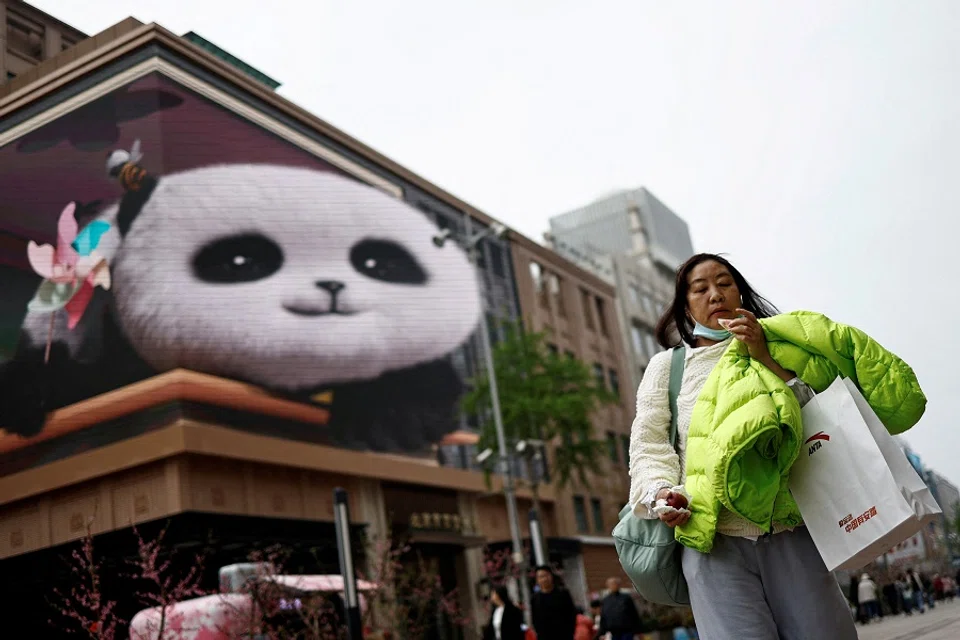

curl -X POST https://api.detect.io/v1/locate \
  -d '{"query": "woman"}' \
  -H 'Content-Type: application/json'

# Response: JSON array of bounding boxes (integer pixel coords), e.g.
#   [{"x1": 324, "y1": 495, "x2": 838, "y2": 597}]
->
[
  {"x1": 483, "y1": 585, "x2": 524, "y2": 640},
  {"x1": 627, "y1": 253, "x2": 921, "y2": 639}
]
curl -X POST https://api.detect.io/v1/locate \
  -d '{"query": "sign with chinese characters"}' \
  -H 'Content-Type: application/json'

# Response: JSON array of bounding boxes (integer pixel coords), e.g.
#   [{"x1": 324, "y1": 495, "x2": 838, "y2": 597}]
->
[{"x1": 409, "y1": 512, "x2": 476, "y2": 535}]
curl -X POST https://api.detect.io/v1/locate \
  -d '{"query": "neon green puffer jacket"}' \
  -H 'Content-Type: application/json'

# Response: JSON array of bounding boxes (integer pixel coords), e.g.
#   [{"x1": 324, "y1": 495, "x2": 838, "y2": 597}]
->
[{"x1": 676, "y1": 310, "x2": 926, "y2": 553}]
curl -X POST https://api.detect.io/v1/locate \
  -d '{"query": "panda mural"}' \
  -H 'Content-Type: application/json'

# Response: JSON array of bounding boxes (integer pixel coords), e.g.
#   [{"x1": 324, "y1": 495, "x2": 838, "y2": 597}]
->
[{"x1": 0, "y1": 143, "x2": 484, "y2": 453}]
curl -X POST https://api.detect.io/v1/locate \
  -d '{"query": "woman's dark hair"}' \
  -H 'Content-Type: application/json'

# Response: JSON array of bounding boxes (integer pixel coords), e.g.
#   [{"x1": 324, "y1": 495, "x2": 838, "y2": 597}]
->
[
  {"x1": 492, "y1": 585, "x2": 516, "y2": 609},
  {"x1": 655, "y1": 253, "x2": 779, "y2": 348}
]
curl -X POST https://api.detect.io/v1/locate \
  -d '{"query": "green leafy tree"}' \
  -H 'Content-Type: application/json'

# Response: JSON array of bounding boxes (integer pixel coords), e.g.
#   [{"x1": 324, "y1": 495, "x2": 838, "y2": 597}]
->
[{"x1": 461, "y1": 320, "x2": 619, "y2": 492}]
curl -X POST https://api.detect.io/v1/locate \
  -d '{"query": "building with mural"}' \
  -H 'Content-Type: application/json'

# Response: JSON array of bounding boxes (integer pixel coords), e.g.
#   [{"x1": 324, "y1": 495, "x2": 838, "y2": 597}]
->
[{"x1": 0, "y1": 2, "x2": 643, "y2": 634}]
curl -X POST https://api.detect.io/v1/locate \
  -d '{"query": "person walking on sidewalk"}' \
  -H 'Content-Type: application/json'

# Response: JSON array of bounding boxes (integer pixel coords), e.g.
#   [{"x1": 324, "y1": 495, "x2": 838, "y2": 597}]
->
[
  {"x1": 483, "y1": 585, "x2": 525, "y2": 640},
  {"x1": 597, "y1": 577, "x2": 642, "y2": 640},
  {"x1": 882, "y1": 578, "x2": 902, "y2": 616},
  {"x1": 858, "y1": 573, "x2": 881, "y2": 622},
  {"x1": 530, "y1": 566, "x2": 577, "y2": 640},
  {"x1": 628, "y1": 253, "x2": 923, "y2": 640},
  {"x1": 905, "y1": 568, "x2": 927, "y2": 614}
]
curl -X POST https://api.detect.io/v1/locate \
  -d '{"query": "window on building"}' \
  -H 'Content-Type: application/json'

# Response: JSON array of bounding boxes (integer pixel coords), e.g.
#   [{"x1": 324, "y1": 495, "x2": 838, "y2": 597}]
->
[
  {"x1": 549, "y1": 274, "x2": 567, "y2": 316},
  {"x1": 565, "y1": 350, "x2": 576, "y2": 360},
  {"x1": 581, "y1": 288, "x2": 595, "y2": 330},
  {"x1": 475, "y1": 239, "x2": 487, "y2": 269},
  {"x1": 621, "y1": 434, "x2": 631, "y2": 468},
  {"x1": 530, "y1": 262, "x2": 550, "y2": 308},
  {"x1": 547, "y1": 343, "x2": 559, "y2": 357},
  {"x1": 631, "y1": 325, "x2": 646, "y2": 358},
  {"x1": 629, "y1": 285, "x2": 641, "y2": 306},
  {"x1": 530, "y1": 262, "x2": 544, "y2": 291},
  {"x1": 606, "y1": 432, "x2": 618, "y2": 463},
  {"x1": 488, "y1": 243, "x2": 505, "y2": 278},
  {"x1": 641, "y1": 293, "x2": 656, "y2": 316},
  {"x1": 593, "y1": 363, "x2": 605, "y2": 387},
  {"x1": 5, "y1": 71, "x2": 15, "y2": 80},
  {"x1": 487, "y1": 313, "x2": 499, "y2": 345},
  {"x1": 574, "y1": 496, "x2": 589, "y2": 533},
  {"x1": 6, "y1": 12, "x2": 45, "y2": 61},
  {"x1": 591, "y1": 498, "x2": 605, "y2": 533},
  {"x1": 644, "y1": 332, "x2": 659, "y2": 359},
  {"x1": 608, "y1": 368, "x2": 620, "y2": 397},
  {"x1": 596, "y1": 297, "x2": 609, "y2": 337}
]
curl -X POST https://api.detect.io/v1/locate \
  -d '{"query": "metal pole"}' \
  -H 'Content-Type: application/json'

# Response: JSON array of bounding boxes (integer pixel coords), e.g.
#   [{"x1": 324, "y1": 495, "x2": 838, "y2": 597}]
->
[
  {"x1": 333, "y1": 487, "x2": 363, "y2": 640},
  {"x1": 529, "y1": 508, "x2": 547, "y2": 567},
  {"x1": 471, "y1": 241, "x2": 533, "y2": 628}
]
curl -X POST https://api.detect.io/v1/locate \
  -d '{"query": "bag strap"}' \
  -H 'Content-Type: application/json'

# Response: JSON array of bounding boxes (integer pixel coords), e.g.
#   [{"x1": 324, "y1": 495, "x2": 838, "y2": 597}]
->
[{"x1": 668, "y1": 346, "x2": 686, "y2": 449}]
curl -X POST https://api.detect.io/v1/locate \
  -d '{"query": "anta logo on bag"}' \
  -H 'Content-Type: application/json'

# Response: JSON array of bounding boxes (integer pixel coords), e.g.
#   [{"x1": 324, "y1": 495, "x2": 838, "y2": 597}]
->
[{"x1": 805, "y1": 431, "x2": 830, "y2": 456}]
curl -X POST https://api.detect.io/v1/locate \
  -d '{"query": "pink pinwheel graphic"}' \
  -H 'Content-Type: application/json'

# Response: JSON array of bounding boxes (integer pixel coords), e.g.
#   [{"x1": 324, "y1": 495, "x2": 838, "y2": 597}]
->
[{"x1": 25, "y1": 202, "x2": 111, "y2": 360}]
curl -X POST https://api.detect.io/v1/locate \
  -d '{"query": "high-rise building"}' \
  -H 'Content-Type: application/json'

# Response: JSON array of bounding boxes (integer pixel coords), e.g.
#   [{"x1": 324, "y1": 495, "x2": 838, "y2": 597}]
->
[{"x1": 546, "y1": 187, "x2": 695, "y2": 391}]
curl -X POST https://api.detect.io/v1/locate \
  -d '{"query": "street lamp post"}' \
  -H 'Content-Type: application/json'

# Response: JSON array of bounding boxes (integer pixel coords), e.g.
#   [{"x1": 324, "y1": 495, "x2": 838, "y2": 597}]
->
[
  {"x1": 433, "y1": 222, "x2": 533, "y2": 626},
  {"x1": 516, "y1": 438, "x2": 548, "y2": 566}
]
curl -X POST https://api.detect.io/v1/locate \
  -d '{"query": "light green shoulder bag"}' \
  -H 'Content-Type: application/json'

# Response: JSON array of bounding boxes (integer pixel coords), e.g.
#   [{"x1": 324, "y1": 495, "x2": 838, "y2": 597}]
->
[{"x1": 612, "y1": 346, "x2": 690, "y2": 606}]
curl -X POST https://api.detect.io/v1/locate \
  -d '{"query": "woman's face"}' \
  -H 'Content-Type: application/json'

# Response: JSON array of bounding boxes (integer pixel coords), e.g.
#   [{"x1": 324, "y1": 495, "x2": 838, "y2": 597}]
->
[
  {"x1": 686, "y1": 260, "x2": 742, "y2": 329},
  {"x1": 491, "y1": 590, "x2": 503, "y2": 607}
]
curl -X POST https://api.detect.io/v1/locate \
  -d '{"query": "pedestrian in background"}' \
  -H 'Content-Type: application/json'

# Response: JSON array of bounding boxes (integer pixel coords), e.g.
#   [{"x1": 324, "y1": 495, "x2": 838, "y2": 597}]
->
[
  {"x1": 905, "y1": 568, "x2": 926, "y2": 613},
  {"x1": 597, "y1": 577, "x2": 642, "y2": 640},
  {"x1": 881, "y1": 577, "x2": 901, "y2": 616},
  {"x1": 573, "y1": 606, "x2": 597, "y2": 640},
  {"x1": 858, "y1": 573, "x2": 880, "y2": 622},
  {"x1": 530, "y1": 566, "x2": 577, "y2": 640},
  {"x1": 483, "y1": 585, "x2": 524, "y2": 640},
  {"x1": 849, "y1": 575, "x2": 863, "y2": 624}
]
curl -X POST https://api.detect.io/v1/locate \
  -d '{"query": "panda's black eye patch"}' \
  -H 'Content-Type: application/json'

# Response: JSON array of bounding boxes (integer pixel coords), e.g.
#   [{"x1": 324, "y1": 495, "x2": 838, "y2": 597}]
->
[
  {"x1": 192, "y1": 233, "x2": 284, "y2": 284},
  {"x1": 350, "y1": 239, "x2": 428, "y2": 285}
]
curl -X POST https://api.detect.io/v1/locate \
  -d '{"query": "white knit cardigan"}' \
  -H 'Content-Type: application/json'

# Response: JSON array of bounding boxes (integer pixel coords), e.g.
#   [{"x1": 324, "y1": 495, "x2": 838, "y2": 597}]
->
[{"x1": 627, "y1": 338, "x2": 815, "y2": 539}]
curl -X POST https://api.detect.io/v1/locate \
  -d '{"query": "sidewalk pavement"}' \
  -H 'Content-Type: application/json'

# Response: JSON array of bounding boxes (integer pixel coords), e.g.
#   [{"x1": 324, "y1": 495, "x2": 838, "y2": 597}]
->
[{"x1": 856, "y1": 599, "x2": 960, "y2": 640}]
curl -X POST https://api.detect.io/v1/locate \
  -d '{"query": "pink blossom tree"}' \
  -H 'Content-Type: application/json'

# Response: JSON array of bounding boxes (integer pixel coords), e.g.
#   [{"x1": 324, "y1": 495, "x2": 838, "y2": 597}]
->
[
  {"x1": 49, "y1": 518, "x2": 124, "y2": 639},
  {"x1": 126, "y1": 524, "x2": 209, "y2": 640},
  {"x1": 360, "y1": 534, "x2": 470, "y2": 639}
]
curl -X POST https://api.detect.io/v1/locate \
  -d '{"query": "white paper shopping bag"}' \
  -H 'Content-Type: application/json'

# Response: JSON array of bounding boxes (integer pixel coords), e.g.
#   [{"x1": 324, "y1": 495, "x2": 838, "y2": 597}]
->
[
  {"x1": 839, "y1": 378, "x2": 942, "y2": 524},
  {"x1": 789, "y1": 377, "x2": 941, "y2": 571}
]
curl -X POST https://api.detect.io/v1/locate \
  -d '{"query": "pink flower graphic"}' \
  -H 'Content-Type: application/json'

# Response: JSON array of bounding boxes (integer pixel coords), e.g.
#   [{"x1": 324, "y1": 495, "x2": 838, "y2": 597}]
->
[{"x1": 26, "y1": 202, "x2": 111, "y2": 331}]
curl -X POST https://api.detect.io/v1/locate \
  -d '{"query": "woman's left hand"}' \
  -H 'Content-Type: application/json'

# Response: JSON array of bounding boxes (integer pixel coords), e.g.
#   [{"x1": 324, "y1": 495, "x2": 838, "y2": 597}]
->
[{"x1": 724, "y1": 308, "x2": 771, "y2": 362}]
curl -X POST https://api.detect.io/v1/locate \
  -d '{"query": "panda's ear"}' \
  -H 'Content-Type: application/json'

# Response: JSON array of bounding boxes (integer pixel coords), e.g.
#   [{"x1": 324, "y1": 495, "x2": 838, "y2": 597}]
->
[{"x1": 116, "y1": 174, "x2": 158, "y2": 236}]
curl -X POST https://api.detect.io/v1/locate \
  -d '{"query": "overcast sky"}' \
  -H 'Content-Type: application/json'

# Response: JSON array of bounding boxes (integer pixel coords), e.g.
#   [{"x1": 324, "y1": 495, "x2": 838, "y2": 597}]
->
[{"x1": 32, "y1": 1, "x2": 960, "y2": 487}]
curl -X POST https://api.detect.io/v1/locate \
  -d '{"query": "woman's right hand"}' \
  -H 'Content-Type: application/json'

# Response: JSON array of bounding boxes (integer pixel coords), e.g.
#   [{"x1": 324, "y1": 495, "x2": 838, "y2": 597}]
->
[{"x1": 656, "y1": 489, "x2": 691, "y2": 528}]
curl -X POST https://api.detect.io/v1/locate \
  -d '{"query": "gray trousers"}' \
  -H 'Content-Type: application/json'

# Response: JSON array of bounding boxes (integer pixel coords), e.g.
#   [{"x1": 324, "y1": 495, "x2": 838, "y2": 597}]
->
[{"x1": 681, "y1": 526, "x2": 858, "y2": 640}]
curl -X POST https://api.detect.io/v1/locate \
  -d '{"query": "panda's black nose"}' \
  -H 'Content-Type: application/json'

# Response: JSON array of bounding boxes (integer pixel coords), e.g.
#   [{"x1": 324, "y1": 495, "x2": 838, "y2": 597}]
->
[{"x1": 315, "y1": 280, "x2": 346, "y2": 294}]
